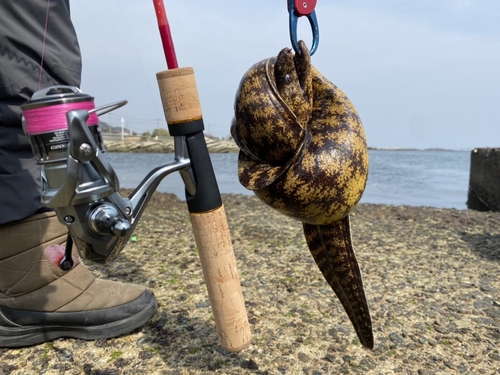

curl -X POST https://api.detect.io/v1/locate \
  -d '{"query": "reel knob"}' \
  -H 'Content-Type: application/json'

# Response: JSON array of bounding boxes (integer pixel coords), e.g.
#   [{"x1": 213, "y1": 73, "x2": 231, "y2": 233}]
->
[
  {"x1": 111, "y1": 219, "x2": 131, "y2": 237},
  {"x1": 89, "y1": 203, "x2": 131, "y2": 237}
]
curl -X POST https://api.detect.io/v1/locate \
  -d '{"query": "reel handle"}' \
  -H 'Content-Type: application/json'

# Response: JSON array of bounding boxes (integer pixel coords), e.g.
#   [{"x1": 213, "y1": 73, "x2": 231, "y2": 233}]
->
[{"x1": 157, "y1": 67, "x2": 251, "y2": 352}]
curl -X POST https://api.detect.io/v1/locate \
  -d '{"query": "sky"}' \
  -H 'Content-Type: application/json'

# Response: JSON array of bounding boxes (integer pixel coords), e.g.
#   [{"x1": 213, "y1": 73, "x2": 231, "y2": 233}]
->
[{"x1": 71, "y1": 0, "x2": 500, "y2": 150}]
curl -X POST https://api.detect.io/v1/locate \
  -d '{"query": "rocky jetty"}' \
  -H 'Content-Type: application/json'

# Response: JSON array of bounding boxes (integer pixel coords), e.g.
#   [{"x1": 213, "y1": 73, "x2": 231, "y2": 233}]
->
[{"x1": 104, "y1": 138, "x2": 240, "y2": 154}]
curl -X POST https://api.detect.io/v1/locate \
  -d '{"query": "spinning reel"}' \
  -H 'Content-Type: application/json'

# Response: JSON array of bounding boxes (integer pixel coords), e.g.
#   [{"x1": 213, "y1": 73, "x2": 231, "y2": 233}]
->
[{"x1": 22, "y1": 85, "x2": 195, "y2": 268}]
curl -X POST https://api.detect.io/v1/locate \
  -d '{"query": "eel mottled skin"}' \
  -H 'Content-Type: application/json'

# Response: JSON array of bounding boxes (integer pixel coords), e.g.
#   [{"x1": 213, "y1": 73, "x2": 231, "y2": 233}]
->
[
  {"x1": 303, "y1": 218, "x2": 373, "y2": 348},
  {"x1": 231, "y1": 40, "x2": 373, "y2": 349}
]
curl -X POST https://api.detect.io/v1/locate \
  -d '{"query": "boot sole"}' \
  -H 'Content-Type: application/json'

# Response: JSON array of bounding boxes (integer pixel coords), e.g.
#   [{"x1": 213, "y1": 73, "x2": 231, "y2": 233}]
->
[{"x1": 0, "y1": 291, "x2": 158, "y2": 348}]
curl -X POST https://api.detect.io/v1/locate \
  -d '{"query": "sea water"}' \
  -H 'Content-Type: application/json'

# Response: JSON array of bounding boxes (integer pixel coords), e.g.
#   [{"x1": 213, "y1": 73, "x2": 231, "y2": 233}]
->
[{"x1": 105, "y1": 149, "x2": 471, "y2": 210}]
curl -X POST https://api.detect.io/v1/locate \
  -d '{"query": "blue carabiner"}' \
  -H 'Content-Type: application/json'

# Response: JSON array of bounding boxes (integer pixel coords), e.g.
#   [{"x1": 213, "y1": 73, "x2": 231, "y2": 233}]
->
[{"x1": 288, "y1": 0, "x2": 320, "y2": 55}]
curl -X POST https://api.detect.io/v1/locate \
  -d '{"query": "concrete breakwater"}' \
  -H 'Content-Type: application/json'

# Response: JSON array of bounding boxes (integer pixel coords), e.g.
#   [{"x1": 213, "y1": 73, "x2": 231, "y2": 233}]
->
[
  {"x1": 104, "y1": 138, "x2": 240, "y2": 154},
  {"x1": 467, "y1": 148, "x2": 500, "y2": 211}
]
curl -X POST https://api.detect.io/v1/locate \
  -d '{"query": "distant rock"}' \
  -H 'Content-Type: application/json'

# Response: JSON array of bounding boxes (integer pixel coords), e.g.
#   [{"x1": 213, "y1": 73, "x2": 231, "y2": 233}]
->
[{"x1": 104, "y1": 137, "x2": 239, "y2": 154}]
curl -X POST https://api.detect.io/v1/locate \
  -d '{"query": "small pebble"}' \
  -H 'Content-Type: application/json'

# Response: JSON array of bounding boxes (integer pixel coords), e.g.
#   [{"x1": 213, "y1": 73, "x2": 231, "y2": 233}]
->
[
  {"x1": 136, "y1": 336, "x2": 152, "y2": 346},
  {"x1": 389, "y1": 332, "x2": 405, "y2": 348},
  {"x1": 298, "y1": 352, "x2": 311, "y2": 363},
  {"x1": 488, "y1": 353, "x2": 500, "y2": 361},
  {"x1": 54, "y1": 347, "x2": 74, "y2": 362}
]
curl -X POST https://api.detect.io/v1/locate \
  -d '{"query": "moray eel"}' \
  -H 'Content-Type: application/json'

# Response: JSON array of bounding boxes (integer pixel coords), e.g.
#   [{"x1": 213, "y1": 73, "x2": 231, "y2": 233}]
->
[{"x1": 231, "y1": 41, "x2": 373, "y2": 349}]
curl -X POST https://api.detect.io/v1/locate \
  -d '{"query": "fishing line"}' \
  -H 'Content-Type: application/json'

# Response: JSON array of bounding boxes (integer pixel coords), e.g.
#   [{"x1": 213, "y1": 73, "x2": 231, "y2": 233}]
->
[
  {"x1": 115, "y1": 0, "x2": 163, "y2": 125},
  {"x1": 24, "y1": 101, "x2": 99, "y2": 135},
  {"x1": 38, "y1": 0, "x2": 52, "y2": 90}
]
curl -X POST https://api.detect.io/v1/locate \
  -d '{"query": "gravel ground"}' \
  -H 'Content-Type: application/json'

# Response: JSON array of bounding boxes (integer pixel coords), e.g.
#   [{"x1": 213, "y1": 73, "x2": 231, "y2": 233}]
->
[{"x1": 1, "y1": 192, "x2": 499, "y2": 375}]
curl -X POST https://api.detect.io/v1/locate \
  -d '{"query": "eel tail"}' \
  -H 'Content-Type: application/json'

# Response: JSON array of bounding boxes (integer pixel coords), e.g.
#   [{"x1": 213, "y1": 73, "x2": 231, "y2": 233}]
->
[{"x1": 303, "y1": 215, "x2": 374, "y2": 349}]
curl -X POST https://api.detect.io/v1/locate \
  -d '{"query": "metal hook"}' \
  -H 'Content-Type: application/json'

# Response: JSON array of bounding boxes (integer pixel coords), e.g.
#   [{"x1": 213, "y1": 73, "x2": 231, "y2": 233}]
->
[{"x1": 288, "y1": 0, "x2": 320, "y2": 55}]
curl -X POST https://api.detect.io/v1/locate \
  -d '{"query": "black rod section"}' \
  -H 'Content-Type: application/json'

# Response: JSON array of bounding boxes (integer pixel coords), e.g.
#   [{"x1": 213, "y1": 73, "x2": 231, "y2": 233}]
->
[{"x1": 185, "y1": 131, "x2": 222, "y2": 213}]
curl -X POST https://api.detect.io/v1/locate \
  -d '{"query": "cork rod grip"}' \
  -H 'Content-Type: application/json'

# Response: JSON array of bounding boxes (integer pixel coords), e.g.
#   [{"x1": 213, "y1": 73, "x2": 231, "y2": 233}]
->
[
  {"x1": 157, "y1": 67, "x2": 202, "y2": 124},
  {"x1": 156, "y1": 67, "x2": 251, "y2": 352},
  {"x1": 190, "y1": 205, "x2": 251, "y2": 351}
]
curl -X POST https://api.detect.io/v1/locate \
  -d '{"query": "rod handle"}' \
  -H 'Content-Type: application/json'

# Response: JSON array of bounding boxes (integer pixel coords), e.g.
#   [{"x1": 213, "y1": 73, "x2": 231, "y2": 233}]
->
[
  {"x1": 156, "y1": 67, "x2": 252, "y2": 351},
  {"x1": 156, "y1": 67, "x2": 202, "y2": 125},
  {"x1": 190, "y1": 205, "x2": 252, "y2": 352}
]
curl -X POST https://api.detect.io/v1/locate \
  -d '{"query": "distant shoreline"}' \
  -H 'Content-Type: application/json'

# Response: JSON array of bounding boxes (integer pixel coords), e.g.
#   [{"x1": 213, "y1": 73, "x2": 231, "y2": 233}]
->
[
  {"x1": 103, "y1": 138, "x2": 474, "y2": 154},
  {"x1": 367, "y1": 147, "x2": 473, "y2": 152}
]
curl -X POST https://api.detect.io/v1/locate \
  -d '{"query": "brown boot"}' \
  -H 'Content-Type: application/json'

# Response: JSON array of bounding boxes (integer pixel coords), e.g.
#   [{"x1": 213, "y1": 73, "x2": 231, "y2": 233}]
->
[{"x1": 0, "y1": 212, "x2": 158, "y2": 348}]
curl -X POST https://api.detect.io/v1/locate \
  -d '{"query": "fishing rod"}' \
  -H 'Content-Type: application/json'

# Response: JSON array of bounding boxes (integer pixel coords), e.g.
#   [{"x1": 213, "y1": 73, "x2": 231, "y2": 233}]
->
[{"x1": 152, "y1": 0, "x2": 251, "y2": 352}]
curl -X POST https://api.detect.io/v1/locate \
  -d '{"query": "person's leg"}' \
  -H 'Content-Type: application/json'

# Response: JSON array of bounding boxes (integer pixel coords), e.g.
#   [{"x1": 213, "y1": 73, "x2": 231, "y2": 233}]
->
[
  {"x1": 0, "y1": 211, "x2": 157, "y2": 348},
  {"x1": 0, "y1": 2, "x2": 158, "y2": 348}
]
